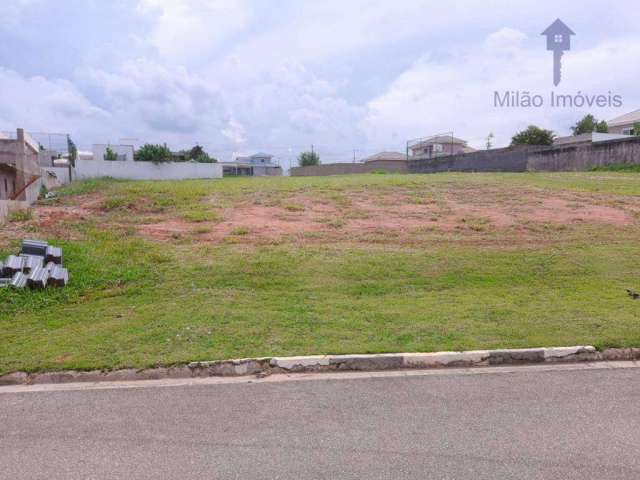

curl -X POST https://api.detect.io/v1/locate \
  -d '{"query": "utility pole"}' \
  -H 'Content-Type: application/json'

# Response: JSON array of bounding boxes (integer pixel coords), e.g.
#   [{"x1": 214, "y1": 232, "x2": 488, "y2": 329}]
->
[{"x1": 353, "y1": 149, "x2": 357, "y2": 163}]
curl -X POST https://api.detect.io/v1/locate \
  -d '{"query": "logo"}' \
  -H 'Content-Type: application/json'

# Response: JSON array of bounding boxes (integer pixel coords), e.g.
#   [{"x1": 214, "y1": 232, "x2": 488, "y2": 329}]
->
[
  {"x1": 492, "y1": 19, "x2": 623, "y2": 109},
  {"x1": 541, "y1": 18, "x2": 575, "y2": 86}
]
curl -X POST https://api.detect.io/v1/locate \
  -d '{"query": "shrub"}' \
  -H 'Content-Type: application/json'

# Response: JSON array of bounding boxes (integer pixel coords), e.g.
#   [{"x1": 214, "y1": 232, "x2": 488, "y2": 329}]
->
[
  {"x1": 135, "y1": 144, "x2": 172, "y2": 164},
  {"x1": 188, "y1": 145, "x2": 217, "y2": 163},
  {"x1": 104, "y1": 146, "x2": 118, "y2": 161},
  {"x1": 511, "y1": 126, "x2": 555, "y2": 146},
  {"x1": 571, "y1": 114, "x2": 608, "y2": 135},
  {"x1": 9, "y1": 209, "x2": 32, "y2": 222},
  {"x1": 298, "y1": 151, "x2": 320, "y2": 167}
]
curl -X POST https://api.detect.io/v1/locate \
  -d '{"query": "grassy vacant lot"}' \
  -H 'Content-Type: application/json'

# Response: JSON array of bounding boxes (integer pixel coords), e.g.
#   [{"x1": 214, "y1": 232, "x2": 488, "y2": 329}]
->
[{"x1": 1, "y1": 172, "x2": 640, "y2": 374}]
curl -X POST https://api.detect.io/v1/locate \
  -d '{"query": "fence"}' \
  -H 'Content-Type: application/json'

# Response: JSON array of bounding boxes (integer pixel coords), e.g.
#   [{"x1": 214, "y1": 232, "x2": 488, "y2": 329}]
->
[
  {"x1": 74, "y1": 158, "x2": 223, "y2": 180},
  {"x1": 290, "y1": 160, "x2": 407, "y2": 176},
  {"x1": 527, "y1": 136, "x2": 640, "y2": 171}
]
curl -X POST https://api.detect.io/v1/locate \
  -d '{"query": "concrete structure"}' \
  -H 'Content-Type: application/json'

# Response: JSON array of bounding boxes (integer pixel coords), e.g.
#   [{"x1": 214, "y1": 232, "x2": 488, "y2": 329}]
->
[
  {"x1": 608, "y1": 109, "x2": 640, "y2": 135},
  {"x1": 410, "y1": 135, "x2": 474, "y2": 158},
  {"x1": 527, "y1": 135, "x2": 640, "y2": 171},
  {"x1": 73, "y1": 144, "x2": 222, "y2": 180},
  {"x1": 0, "y1": 128, "x2": 41, "y2": 202},
  {"x1": 408, "y1": 136, "x2": 640, "y2": 174},
  {"x1": 408, "y1": 145, "x2": 538, "y2": 174},
  {"x1": 362, "y1": 151, "x2": 408, "y2": 172},
  {"x1": 221, "y1": 152, "x2": 282, "y2": 177},
  {"x1": 553, "y1": 132, "x2": 630, "y2": 146},
  {"x1": 76, "y1": 157, "x2": 222, "y2": 181}
]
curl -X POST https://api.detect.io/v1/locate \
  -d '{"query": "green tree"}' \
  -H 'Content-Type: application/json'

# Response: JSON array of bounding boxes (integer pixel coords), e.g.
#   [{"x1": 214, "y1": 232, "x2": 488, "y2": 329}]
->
[
  {"x1": 188, "y1": 144, "x2": 217, "y2": 163},
  {"x1": 511, "y1": 126, "x2": 555, "y2": 146},
  {"x1": 104, "y1": 146, "x2": 118, "y2": 161},
  {"x1": 596, "y1": 121, "x2": 609, "y2": 133},
  {"x1": 298, "y1": 151, "x2": 320, "y2": 167},
  {"x1": 634, "y1": 123, "x2": 640, "y2": 136},
  {"x1": 571, "y1": 114, "x2": 609, "y2": 135},
  {"x1": 485, "y1": 132, "x2": 494, "y2": 150},
  {"x1": 135, "y1": 144, "x2": 172, "y2": 164}
]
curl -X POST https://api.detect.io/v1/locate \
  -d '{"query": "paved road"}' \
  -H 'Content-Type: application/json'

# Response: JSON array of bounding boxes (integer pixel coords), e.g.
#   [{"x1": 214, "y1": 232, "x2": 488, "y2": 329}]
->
[{"x1": 1, "y1": 364, "x2": 639, "y2": 479}]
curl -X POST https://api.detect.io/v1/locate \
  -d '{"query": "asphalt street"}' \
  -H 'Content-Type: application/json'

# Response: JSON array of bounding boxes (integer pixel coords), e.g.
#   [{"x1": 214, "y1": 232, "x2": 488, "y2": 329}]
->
[{"x1": 1, "y1": 364, "x2": 639, "y2": 479}]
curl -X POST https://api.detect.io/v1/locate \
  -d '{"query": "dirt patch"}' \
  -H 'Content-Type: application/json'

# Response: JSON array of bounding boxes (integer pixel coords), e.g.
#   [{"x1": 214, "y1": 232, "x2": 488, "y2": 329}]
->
[
  {"x1": 525, "y1": 197, "x2": 632, "y2": 226},
  {"x1": 15, "y1": 184, "x2": 639, "y2": 247}
]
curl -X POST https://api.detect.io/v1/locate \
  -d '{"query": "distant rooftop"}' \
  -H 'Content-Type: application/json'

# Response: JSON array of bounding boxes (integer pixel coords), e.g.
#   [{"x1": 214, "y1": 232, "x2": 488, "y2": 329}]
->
[
  {"x1": 362, "y1": 152, "x2": 406, "y2": 163},
  {"x1": 608, "y1": 109, "x2": 640, "y2": 127}
]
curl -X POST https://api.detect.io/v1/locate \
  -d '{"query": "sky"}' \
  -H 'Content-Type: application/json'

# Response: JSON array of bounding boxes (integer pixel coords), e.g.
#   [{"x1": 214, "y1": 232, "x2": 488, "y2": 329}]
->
[{"x1": 1, "y1": 0, "x2": 639, "y2": 171}]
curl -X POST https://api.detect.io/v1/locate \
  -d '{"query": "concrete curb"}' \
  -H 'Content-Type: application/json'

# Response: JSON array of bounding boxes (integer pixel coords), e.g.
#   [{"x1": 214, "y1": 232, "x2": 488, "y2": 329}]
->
[{"x1": 1, "y1": 346, "x2": 639, "y2": 386}]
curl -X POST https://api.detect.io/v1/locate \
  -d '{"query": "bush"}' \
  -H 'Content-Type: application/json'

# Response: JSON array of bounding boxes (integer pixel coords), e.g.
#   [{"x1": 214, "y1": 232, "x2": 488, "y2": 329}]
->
[
  {"x1": 9, "y1": 209, "x2": 32, "y2": 222},
  {"x1": 571, "y1": 114, "x2": 608, "y2": 135},
  {"x1": 188, "y1": 145, "x2": 217, "y2": 163},
  {"x1": 135, "y1": 144, "x2": 172, "y2": 164},
  {"x1": 590, "y1": 164, "x2": 640, "y2": 172},
  {"x1": 298, "y1": 151, "x2": 320, "y2": 167},
  {"x1": 511, "y1": 126, "x2": 555, "y2": 146},
  {"x1": 104, "y1": 146, "x2": 118, "y2": 161}
]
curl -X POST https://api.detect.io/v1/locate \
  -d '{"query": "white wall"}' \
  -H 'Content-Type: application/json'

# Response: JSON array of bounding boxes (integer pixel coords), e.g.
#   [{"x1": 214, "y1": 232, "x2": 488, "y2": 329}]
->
[
  {"x1": 75, "y1": 158, "x2": 222, "y2": 180},
  {"x1": 42, "y1": 167, "x2": 72, "y2": 188},
  {"x1": 0, "y1": 200, "x2": 30, "y2": 224}
]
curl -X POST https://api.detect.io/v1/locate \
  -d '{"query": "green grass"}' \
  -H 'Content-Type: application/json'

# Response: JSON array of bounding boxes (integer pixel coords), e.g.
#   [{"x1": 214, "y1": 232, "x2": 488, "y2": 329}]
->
[
  {"x1": 1, "y1": 172, "x2": 640, "y2": 374},
  {"x1": 590, "y1": 164, "x2": 640, "y2": 172}
]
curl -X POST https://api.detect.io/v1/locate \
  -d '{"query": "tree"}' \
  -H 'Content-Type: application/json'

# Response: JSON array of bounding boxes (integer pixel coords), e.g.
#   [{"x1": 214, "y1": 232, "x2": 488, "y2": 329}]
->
[
  {"x1": 135, "y1": 144, "x2": 172, "y2": 164},
  {"x1": 188, "y1": 144, "x2": 217, "y2": 163},
  {"x1": 298, "y1": 151, "x2": 320, "y2": 167},
  {"x1": 104, "y1": 146, "x2": 118, "y2": 161},
  {"x1": 485, "y1": 132, "x2": 494, "y2": 150},
  {"x1": 511, "y1": 126, "x2": 555, "y2": 146},
  {"x1": 634, "y1": 123, "x2": 640, "y2": 136},
  {"x1": 571, "y1": 114, "x2": 609, "y2": 135}
]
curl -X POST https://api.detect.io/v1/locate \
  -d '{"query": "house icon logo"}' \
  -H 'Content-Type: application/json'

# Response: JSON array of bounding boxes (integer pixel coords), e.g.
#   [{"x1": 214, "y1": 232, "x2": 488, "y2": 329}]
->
[{"x1": 541, "y1": 19, "x2": 575, "y2": 86}]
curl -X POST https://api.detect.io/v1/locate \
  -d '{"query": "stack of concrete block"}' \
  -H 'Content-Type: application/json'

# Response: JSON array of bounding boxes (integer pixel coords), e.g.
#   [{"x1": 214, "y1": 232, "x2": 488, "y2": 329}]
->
[{"x1": 0, "y1": 239, "x2": 69, "y2": 290}]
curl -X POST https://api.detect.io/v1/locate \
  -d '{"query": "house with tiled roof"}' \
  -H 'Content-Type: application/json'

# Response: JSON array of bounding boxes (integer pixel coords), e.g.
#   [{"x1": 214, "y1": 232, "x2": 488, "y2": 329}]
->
[{"x1": 608, "y1": 109, "x2": 640, "y2": 135}]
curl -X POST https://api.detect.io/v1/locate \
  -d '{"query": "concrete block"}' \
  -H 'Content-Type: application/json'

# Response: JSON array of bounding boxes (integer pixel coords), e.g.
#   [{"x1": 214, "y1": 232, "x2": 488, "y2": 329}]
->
[
  {"x1": 329, "y1": 353, "x2": 404, "y2": 371},
  {"x1": 403, "y1": 350, "x2": 490, "y2": 368},
  {"x1": 488, "y1": 348, "x2": 545, "y2": 365},
  {"x1": 270, "y1": 356, "x2": 330, "y2": 370}
]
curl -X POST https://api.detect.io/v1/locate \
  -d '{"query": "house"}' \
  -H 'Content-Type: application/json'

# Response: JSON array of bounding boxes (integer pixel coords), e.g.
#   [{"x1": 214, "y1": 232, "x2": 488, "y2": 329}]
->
[
  {"x1": 409, "y1": 136, "x2": 474, "y2": 158},
  {"x1": 608, "y1": 109, "x2": 640, "y2": 135},
  {"x1": 221, "y1": 152, "x2": 282, "y2": 177},
  {"x1": 0, "y1": 128, "x2": 41, "y2": 202}
]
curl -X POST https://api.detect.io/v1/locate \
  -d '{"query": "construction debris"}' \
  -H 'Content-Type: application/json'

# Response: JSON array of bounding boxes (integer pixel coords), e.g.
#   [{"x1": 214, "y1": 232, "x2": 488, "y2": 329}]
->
[
  {"x1": 10, "y1": 272, "x2": 28, "y2": 289},
  {"x1": 1, "y1": 240, "x2": 69, "y2": 290},
  {"x1": 46, "y1": 246, "x2": 62, "y2": 265},
  {"x1": 21, "y1": 239, "x2": 48, "y2": 258}
]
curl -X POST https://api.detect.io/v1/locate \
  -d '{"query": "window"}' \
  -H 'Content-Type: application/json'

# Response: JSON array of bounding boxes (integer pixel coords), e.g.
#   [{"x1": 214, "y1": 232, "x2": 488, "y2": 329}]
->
[
  {"x1": 623, "y1": 128, "x2": 634, "y2": 136},
  {"x1": 554, "y1": 34, "x2": 563, "y2": 43}
]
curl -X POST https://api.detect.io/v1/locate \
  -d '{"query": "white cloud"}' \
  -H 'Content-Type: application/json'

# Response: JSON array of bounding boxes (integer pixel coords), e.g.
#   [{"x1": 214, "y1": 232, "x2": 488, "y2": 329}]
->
[
  {"x1": 0, "y1": 68, "x2": 108, "y2": 139},
  {"x1": 221, "y1": 118, "x2": 246, "y2": 144},
  {"x1": 362, "y1": 31, "x2": 640, "y2": 149},
  {"x1": 136, "y1": 0, "x2": 250, "y2": 62}
]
